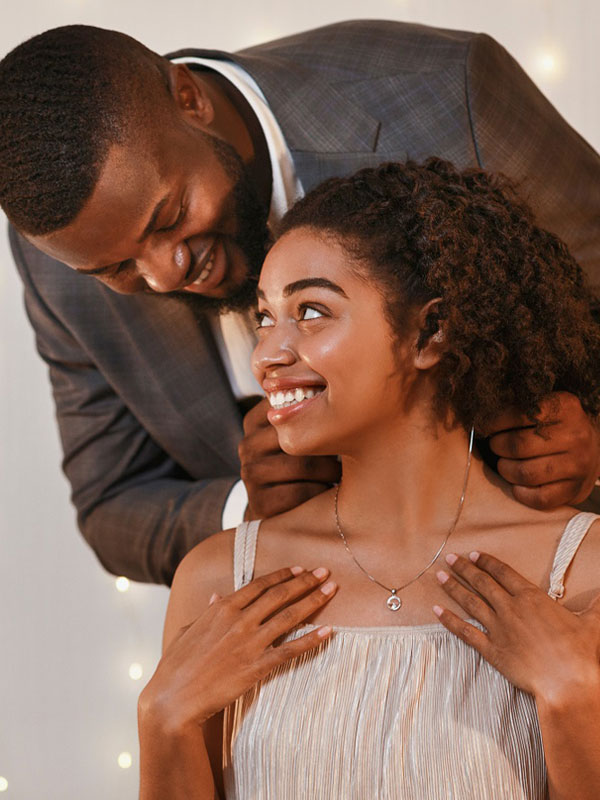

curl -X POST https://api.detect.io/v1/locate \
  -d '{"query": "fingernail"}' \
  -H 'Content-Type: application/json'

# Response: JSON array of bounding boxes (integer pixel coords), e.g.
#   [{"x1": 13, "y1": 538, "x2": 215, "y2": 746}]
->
[
  {"x1": 317, "y1": 625, "x2": 333, "y2": 638},
  {"x1": 321, "y1": 581, "x2": 337, "y2": 595},
  {"x1": 208, "y1": 592, "x2": 220, "y2": 606},
  {"x1": 445, "y1": 553, "x2": 458, "y2": 566},
  {"x1": 312, "y1": 567, "x2": 328, "y2": 579},
  {"x1": 436, "y1": 570, "x2": 449, "y2": 584},
  {"x1": 432, "y1": 605, "x2": 444, "y2": 617},
  {"x1": 469, "y1": 551, "x2": 480, "y2": 563},
  {"x1": 290, "y1": 566, "x2": 304, "y2": 575}
]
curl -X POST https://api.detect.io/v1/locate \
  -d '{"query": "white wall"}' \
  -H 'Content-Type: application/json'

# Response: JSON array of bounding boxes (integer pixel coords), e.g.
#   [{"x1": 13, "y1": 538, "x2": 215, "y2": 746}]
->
[{"x1": 1, "y1": 2, "x2": 598, "y2": 798}]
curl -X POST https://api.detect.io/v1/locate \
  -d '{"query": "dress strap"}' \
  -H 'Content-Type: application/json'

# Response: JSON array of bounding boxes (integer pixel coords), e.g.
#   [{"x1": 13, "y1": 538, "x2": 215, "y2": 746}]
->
[
  {"x1": 548, "y1": 512, "x2": 599, "y2": 599},
  {"x1": 233, "y1": 520, "x2": 262, "y2": 591}
]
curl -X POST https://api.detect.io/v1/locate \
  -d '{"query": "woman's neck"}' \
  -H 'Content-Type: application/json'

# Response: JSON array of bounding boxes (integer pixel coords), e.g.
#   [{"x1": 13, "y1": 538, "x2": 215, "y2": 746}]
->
[{"x1": 336, "y1": 420, "x2": 485, "y2": 555}]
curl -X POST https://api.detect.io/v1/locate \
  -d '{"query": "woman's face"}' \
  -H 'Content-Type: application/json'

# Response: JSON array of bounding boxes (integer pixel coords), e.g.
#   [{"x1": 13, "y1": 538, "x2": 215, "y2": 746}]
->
[{"x1": 252, "y1": 227, "x2": 421, "y2": 456}]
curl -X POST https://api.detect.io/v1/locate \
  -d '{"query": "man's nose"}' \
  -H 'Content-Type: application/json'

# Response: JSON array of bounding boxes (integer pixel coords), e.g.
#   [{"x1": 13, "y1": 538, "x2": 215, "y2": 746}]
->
[
  {"x1": 252, "y1": 324, "x2": 298, "y2": 379},
  {"x1": 137, "y1": 241, "x2": 190, "y2": 293}
]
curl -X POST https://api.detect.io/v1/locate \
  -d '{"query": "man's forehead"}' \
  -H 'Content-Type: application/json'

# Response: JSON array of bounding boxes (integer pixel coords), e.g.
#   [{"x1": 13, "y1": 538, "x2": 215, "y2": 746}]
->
[{"x1": 28, "y1": 142, "x2": 169, "y2": 269}]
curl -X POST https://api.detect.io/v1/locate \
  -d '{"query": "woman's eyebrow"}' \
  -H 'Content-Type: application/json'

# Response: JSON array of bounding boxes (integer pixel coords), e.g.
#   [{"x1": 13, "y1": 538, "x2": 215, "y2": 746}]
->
[
  {"x1": 256, "y1": 277, "x2": 348, "y2": 300},
  {"x1": 283, "y1": 277, "x2": 348, "y2": 297}
]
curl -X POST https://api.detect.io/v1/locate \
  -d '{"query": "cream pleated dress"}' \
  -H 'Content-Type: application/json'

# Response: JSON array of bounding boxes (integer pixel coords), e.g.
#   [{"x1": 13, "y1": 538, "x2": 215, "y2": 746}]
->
[{"x1": 222, "y1": 513, "x2": 598, "y2": 799}]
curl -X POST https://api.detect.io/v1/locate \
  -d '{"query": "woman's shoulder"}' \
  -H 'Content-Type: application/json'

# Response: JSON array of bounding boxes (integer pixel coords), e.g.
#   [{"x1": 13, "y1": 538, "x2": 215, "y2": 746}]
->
[
  {"x1": 559, "y1": 514, "x2": 600, "y2": 611},
  {"x1": 163, "y1": 528, "x2": 237, "y2": 651}
]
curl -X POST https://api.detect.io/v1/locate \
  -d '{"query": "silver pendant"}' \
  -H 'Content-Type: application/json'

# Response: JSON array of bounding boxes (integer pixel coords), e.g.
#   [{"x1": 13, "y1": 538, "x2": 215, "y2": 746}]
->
[{"x1": 386, "y1": 591, "x2": 402, "y2": 611}]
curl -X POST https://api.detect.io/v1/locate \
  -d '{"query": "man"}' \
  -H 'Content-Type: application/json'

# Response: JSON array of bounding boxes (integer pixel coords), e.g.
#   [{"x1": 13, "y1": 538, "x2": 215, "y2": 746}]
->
[{"x1": 1, "y1": 21, "x2": 599, "y2": 585}]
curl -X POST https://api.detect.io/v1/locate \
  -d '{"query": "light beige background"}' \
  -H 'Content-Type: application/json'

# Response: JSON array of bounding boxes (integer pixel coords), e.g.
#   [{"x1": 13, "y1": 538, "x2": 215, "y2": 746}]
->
[{"x1": 1, "y1": 2, "x2": 598, "y2": 798}]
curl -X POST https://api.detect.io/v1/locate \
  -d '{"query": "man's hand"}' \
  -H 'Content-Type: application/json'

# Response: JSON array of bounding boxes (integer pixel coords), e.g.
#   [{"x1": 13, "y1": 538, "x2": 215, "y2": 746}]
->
[
  {"x1": 488, "y1": 392, "x2": 600, "y2": 510},
  {"x1": 238, "y1": 398, "x2": 341, "y2": 519}
]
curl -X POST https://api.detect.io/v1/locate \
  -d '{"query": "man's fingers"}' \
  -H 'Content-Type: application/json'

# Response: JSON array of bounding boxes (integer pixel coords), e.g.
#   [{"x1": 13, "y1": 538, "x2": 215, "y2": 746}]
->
[
  {"x1": 241, "y1": 452, "x2": 341, "y2": 486},
  {"x1": 510, "y1": 480, "x2": 582, "y2": 510},
  {"x1": 241, "y1": 397, "x2": 273, "y2": 434},
  {"x1": 490, "y1": 427, "x2": 562, "y2": 460},
  {"x1": 248, "y1": 481, "x2": 335, "y2": 519},
  {"x1": 496, "y1": 453, "x2": 574, "y2": 487}
]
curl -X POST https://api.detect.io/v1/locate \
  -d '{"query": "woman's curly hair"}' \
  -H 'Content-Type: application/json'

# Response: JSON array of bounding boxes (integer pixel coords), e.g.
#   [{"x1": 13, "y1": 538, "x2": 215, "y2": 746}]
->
[{"x1": 277, "y1": 158, "x2": 600, "y2": 434}]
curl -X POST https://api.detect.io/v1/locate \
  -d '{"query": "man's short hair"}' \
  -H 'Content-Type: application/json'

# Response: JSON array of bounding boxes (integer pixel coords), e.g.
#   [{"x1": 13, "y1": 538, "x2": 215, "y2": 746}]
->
[{"x1": 0, "y1": 25, "x2": 171, "y2": 235}]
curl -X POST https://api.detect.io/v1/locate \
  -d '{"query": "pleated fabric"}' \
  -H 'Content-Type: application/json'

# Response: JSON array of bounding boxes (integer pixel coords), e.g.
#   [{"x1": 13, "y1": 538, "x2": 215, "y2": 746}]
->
[{"x1": 222, "y1": 512, "x2": 598, "y2": 799}]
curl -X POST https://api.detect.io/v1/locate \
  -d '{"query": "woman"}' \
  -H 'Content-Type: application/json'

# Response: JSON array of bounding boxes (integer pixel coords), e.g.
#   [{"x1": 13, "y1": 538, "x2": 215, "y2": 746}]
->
[{"x1": 139, "y1": 159, "x2": 600, "y2": 799}]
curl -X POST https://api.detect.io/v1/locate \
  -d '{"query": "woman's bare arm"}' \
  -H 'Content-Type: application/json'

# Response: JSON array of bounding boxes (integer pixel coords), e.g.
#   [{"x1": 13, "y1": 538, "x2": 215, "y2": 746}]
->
[{"x1": 138, "y1": 531, "x2": 337, "y2": 799}]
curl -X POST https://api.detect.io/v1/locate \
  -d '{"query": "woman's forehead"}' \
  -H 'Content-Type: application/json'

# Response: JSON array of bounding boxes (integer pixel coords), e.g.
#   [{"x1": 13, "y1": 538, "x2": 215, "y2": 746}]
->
[{"x1": 259, "y1": 228, "x2": 368, "y2": 296}]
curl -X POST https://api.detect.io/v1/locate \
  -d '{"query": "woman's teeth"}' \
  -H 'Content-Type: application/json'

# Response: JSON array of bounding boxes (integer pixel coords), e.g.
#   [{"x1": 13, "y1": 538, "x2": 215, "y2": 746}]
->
[{"x1": 268, "y1": 387, "x2": 322, "y2": 410}]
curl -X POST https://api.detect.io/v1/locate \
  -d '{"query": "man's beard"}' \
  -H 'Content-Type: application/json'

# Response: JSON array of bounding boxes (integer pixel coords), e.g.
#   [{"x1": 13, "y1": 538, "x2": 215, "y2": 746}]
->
[{"x1": 173, "y1": 133, "x2": 270, "y2": 316}]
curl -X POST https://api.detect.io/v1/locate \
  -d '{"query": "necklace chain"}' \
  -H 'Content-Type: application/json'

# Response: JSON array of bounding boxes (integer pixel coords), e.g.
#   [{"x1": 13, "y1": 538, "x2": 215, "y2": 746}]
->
[{"x1": 333, "y1": 428, "x2": 474, "y2": 610}]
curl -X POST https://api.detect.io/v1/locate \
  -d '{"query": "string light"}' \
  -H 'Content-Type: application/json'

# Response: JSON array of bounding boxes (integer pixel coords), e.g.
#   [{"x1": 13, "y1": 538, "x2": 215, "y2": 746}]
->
[
  {"x1": 533, "y1": 47, "x2": 563, "y2": 80},
  {"x1": 117, "y1": 752, "x2": 132, "y2": 770},
  {"x1": 128, "y1": 662, "x2": 143, "y2": 681},
  {"x1": 0, "y1": 777, "x2": 8, "y2": 792},
  {"x1": 115, "y1": 577, "x2": 130, "y2": 593}
]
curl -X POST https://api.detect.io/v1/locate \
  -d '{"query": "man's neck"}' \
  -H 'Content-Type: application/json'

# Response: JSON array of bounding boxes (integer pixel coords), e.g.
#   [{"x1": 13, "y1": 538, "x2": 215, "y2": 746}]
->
[{"x1": 189, "y1": 66, "x2": 272, "y2": 210}]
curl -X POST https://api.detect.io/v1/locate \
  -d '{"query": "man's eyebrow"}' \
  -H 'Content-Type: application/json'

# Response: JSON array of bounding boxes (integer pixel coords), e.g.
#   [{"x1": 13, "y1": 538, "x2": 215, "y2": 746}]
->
[
  {"x1": 74, "y1": 194, "x2": 172, "y2": 275},
  {"x1": 256, "y1": 277, "x2": 348, "y2": 300},
  {"x1": 137, "y1": 194, "x2": 171, "y2": 243}
]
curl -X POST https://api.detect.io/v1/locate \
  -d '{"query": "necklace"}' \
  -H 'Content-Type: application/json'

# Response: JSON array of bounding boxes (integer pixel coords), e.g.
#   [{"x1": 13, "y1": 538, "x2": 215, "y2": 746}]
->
[{"x1": 333, "y1": 427, "x2": 474, "y2": 611}]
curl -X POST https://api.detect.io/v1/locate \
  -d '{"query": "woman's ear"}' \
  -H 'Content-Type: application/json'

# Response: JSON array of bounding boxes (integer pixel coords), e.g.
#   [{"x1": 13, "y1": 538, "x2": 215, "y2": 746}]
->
[
  {"x1": 169, "y1": 63, "x2": 215, "y2": 126},
  {"x1": 413, "y1": 298, "x2": 445, "y2": 370}
]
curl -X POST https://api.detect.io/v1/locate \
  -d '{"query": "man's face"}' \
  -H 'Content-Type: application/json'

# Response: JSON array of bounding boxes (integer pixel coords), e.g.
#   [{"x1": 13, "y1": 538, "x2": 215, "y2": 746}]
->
[{"x1": 28, "y1": 118, "x2": 269, "y2": 313}]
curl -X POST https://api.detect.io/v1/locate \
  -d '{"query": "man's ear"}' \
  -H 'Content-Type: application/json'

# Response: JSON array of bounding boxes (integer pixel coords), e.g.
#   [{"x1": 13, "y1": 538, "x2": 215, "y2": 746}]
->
[
  {"x1": 413, "y1": 297, "x2": 445, "y2": 370},
  {"x1": 169, "y1": 63, "x2": 214, "y2": 126}
]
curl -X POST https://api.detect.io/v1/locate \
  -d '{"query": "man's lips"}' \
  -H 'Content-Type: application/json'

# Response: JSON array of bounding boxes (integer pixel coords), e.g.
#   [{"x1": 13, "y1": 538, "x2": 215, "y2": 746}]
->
[{"x1": 183, "y1": 238, "x2": 217, "y2": 286}]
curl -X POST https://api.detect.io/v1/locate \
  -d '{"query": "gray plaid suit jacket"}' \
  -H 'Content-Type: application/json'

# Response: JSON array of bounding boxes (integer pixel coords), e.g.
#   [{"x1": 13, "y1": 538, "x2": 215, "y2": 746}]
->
[{"x1": 10, "y1": 20, "x2": 600, "y2": 584}]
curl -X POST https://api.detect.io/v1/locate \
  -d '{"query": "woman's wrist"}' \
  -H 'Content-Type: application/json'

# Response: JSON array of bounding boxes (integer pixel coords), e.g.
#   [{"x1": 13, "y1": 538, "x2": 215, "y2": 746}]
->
[
  {"x1": 534, "y1": 665, "x2": 600, "y2": 716},
  {"x1": 138, "y1": 683, "x2": 210, "y2": 740}
]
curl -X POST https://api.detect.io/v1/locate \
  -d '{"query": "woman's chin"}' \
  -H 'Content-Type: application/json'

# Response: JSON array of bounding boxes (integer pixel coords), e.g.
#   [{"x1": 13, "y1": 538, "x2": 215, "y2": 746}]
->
[{"x1": 279, "y1": 436, "x2": 335, "y2": 458}]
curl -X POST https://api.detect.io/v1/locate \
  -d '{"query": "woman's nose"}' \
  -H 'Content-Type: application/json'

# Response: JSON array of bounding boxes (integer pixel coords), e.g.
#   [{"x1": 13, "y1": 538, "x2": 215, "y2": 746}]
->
[
  {"x1": 137, "y1": 241, "x2": 190, "y2": 293},
  {"x1": 252, "y1": 326, "x2": 298, "y2": 380}
]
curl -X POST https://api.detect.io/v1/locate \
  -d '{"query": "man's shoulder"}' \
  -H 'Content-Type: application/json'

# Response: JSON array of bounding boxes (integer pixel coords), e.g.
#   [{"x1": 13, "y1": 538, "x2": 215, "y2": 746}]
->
[{"x1": 237, "y1": 19, "x2": 477, "y2": 58}]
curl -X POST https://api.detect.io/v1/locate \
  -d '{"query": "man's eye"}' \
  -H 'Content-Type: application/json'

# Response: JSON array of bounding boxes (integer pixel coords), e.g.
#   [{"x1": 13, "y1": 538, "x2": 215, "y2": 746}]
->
[
  {"x1": 300, "y1": 306, "x2": 324, "y2": 320},
  {"x1": 254, "y1": 311, "x2": 274, "y2": 328},
  {"x1": 157, "y1": 206, "x2": 185, "y2": 233}
]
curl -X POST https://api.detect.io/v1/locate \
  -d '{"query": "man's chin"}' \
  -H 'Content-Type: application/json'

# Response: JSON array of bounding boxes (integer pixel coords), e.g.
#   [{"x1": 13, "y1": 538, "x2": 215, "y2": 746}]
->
[{"x1": 170, "y1": 275, "x2": 259, "y2": 315}]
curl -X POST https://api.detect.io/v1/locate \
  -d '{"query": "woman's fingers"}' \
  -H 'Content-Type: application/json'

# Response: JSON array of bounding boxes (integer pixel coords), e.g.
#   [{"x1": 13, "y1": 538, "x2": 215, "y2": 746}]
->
[
  {"x1": 261, "y1": 625, "x2": 334, "y2": 672},
  {"x1": 432, "y1": 606, "x2": 492, "y2": 660},
  {"x1": 466, "y1": 551, "x2": 535, "y2": 595},
  {"x1": 258, "y1": 577, "x2": 338, "y2": 643},
  {"x1": 226, "y1": 566, "x2": 306, "y2": 609},
  {"x1": 436, "y1": 566, "x2": 496, "y2": 628},
  {"x1": 247, "y1": 567, "x2": 333, "y2": 625}
]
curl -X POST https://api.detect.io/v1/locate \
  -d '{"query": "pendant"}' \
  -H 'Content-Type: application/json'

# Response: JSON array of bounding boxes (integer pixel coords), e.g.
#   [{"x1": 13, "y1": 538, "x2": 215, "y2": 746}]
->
[{"x1": 386, "y1": 590, "x2": 402, "y2": 611}]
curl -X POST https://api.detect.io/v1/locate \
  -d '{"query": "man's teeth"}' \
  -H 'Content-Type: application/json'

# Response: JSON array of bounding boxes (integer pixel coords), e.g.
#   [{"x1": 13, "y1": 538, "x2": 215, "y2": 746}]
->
[
  {"x1": 268, "y1": 387, "x2": 322, "y2": 409},
  {"x1": 191, "y1": 247, "x2": 216, "y2": 284}
]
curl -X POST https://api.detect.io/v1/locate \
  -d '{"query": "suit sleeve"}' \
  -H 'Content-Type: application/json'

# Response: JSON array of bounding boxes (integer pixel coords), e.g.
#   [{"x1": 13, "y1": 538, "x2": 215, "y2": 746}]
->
[
  {"x1": 465, "y1": 33, "x2": 600, "y2": 297},
  {"x1": 10, "y1": 227, "x2": 239, "y2": 586},
  {"x1": 466, "y1": 38, "x2": 600, "y2": 514}
]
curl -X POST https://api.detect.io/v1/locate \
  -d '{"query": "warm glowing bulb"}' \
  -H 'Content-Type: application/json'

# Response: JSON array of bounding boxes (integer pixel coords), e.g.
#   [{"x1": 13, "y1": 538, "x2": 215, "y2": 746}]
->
[
  {"x1": 128, "y1": 662, "x2": 143, "y2": 681},
  {"x1": 534, "y1": 48, "x2": 562, "y2": 79},
  {"x1": 115, "y1": 577, "x2": 130, "y2": 593},
  {"x1": 118, "y1": 752, "x2": 132, "y2": 769},
  {"x1": 0, "y1": 776, "x2": 7, "y2": 791}
]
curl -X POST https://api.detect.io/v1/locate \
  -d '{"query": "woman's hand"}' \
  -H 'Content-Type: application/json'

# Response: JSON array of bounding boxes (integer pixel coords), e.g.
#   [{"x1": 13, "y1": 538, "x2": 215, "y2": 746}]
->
[
  {"x1": 433, "y1": 551, "x2": 600, "y2": 703},
  {"x1": 139, "y1": 566, "x2": 337, "y2": 735}
]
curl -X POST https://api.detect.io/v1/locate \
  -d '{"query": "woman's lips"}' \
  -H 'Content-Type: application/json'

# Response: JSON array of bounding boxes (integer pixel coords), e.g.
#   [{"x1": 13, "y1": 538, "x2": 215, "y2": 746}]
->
[{"x1": 266, "y1": 385, "x2": 326, "y2": 425}]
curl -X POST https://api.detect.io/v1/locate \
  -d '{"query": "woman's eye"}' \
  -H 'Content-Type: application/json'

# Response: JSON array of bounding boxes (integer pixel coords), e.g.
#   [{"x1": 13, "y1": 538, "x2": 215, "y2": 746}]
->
[
  {"x1": 255, "y1": 311, "x2": 274, "y2": 328},
  {"x1": 301, "y1": 306, "x2": 323, "y2": 320}
]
